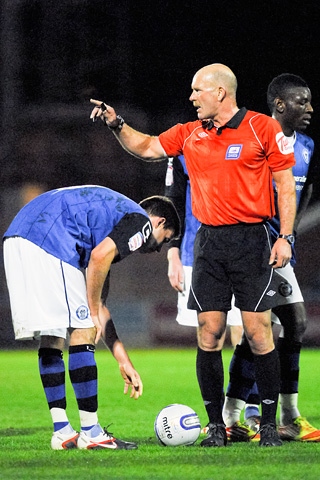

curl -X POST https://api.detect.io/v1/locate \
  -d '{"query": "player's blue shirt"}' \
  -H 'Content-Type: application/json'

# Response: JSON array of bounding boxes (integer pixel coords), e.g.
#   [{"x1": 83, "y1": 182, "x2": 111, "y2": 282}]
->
[
  {"x1": 178, "y1": 157, "x2": 200, "y2": 266},
  {"x1": 4, "y1": 185, "x2": 151, "y2": 269},
  {"x1": 268, "y1": 131, "x2": 314, "y2": 264},
  {"x1": 165, "y1": 156, "x2": 200, "y2": 266}
]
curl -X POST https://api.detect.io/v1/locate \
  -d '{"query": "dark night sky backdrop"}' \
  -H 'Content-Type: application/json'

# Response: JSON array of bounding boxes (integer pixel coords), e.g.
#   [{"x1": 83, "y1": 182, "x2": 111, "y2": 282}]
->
[
  {"x1": 1, "y1": 0, "x2": 320, "y2": 195},
  {"x1": 1, "y1": 1, "x2": 320, "y2": 346}
]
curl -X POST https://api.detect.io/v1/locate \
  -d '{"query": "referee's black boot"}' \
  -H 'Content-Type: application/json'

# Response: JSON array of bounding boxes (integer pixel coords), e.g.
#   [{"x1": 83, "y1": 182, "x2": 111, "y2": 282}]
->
[
  {"x1": 200, "y1": 423, "x2": 227, "y2": 447},
  {"x1": 259, "y1": 423, "x2": 282, "y2": 447}
]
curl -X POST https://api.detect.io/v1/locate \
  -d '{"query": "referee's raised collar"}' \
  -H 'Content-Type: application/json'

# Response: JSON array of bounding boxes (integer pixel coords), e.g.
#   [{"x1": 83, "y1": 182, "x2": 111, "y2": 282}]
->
[
  {"x1": 225, "y1": 107, "x2": 248, "y2": 128},
  {"x1": 202, "y1": 107, "x2": 247, "y2": 133}
]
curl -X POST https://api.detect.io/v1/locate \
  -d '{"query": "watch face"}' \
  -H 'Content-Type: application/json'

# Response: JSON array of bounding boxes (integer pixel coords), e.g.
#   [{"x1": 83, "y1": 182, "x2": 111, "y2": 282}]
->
[
  {"x1": 284, "y1": 234, "x2": 294, "y2": 244},
  {"x1": 279, "y1": 234, "x2": 295, "y2": 244},
  {"x1": 287, "y1": 235, "x2": 295, "y2": 244}
]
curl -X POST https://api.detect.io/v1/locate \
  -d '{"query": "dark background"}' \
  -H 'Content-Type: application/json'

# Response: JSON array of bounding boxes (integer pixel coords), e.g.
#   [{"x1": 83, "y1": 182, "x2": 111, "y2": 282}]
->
[{"x1": 1, "y1": 0, "x2": 320, "y2": 347}]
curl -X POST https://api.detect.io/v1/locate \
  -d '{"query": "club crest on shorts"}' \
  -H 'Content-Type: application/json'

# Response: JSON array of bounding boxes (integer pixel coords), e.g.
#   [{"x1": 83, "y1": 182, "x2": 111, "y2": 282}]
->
[{"x1": 76, "y1": 305, "x2": 89, "y2": 320}]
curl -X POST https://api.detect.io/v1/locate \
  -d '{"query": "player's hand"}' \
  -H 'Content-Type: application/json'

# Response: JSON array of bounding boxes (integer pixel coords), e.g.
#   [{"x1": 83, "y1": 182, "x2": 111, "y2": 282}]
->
[
  {"x1": 119, "y1": 363, "x2": 143, "y2": 399},
  {"x1": 269, "y1": 238, "x2": 292, "y2": 268},
  {"x1": 90, "y1": 99, "x2": 117, "y2": 126},
  {"x1": 90, "y1": 314, "x2": 103, "y2": 344},
  {"x1": 168, "y1": 267, "x2": 185, "y2": 292},
  {"x1": 167, "y1": 248, "x2": 184, "y2": 292}
]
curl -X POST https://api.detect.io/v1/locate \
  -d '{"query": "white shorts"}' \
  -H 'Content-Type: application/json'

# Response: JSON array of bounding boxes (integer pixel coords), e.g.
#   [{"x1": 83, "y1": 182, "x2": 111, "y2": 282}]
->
[
  {"x1": 176, "y1": 266, "x2": 242, "y2": 327},
  {"x1": 3, "y1": 237, "x2": 94, "y2": 340},
  {"x1": 271, "y1": 263, "x2": 304, "y2": 324}
]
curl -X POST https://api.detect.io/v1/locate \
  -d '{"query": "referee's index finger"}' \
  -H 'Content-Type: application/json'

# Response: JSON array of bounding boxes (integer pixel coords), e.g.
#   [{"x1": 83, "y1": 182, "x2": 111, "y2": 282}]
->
[{"x1": 90, "y1": 98, "x2": 103, "y2": 105}]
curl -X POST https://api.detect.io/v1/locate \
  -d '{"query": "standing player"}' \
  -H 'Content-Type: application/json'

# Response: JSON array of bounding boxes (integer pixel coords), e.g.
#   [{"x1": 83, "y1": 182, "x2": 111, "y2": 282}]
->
[
  {"x1": 223, "y1": 73, "x2": 320, "y2": 441},
  {"x1": 3, "y1": 185, "x2": 180, "y2": 450},
  {"x1": 90, "y1": 63, "x2": 296, "y2": 447}
]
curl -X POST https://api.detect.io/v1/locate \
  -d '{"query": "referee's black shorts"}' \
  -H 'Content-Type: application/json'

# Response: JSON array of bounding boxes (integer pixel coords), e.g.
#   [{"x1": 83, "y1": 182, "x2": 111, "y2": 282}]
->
[{"x1": 188, "y1": 222, "x2": 285, "y2": 313}]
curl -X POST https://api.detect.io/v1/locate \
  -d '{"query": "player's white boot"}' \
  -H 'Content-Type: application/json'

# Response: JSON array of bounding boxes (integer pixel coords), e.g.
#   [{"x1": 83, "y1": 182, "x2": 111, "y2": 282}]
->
[
  {"x1": 77, "y1": 426, "x2": 137, "y2": 450},
  {"x1": 51, "y1": 430, "x2": 79, "y2": 450}
]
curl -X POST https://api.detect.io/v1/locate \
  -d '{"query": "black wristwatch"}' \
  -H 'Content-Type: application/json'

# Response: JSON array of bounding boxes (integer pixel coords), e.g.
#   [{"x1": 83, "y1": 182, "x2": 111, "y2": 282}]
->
[
  {"x1": 106, "y1": 115, "x2": 125, "y2": 132},
  {"x1": 277, "y1": 234, "x2": 295, "y2": 245}
]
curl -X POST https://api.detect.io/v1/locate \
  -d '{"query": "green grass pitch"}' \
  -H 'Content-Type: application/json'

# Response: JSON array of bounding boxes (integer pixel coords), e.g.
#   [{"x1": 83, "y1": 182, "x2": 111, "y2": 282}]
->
[{"x1": 1, "y1": 347, "x2": 320, "y2": 479}]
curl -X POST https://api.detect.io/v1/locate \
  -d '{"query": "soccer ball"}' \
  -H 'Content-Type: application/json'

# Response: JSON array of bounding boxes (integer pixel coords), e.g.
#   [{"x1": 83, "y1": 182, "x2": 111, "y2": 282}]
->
[{"x1": 154, "y1": 403, "x2": 201, "y2": 446}]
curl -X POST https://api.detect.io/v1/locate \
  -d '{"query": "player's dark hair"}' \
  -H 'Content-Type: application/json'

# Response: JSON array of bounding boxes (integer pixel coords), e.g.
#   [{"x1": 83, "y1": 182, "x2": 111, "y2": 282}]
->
[
  {"x1": 267, "y1": 73, "x2": 309, "y2": 113},
  {"x1": 139, "y1": 195, "x2": 180, "y2": 238}
]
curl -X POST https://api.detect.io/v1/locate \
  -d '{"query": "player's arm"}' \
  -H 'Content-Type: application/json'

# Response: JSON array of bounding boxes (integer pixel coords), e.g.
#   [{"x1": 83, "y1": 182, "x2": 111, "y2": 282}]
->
[
  {"x1": 167, "y1": 247, "x2": 184, "y2": 292},
  {"x1": 86, "y1": 236, "x2": 118, "y2": 343},
  {"x1": 165, "y1": 157, "x2": 188, "y2": 292},
  {"x1": 99, "y1": 303, "x2": 143, "y2": 399},
  {"x1": 269, "y1": 167, "x2": 296, "y2": 268},
  {"x1": 90, "y1": 99, "x2": 166, "y2": 161}
]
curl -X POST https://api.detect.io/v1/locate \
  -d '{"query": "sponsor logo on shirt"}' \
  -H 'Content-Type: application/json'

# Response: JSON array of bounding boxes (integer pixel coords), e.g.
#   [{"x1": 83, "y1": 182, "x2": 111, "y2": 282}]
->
[
  {"x1": 225, "y1": 144, "x2": 243, "y2": 160},
  {"x1": 142, "y1": 220, "x2": 152, "y2": 242},
  {"x1": 128, "y1": 221, "x2": 152, "y2": 251},
  {"x1": 76, "y1": 305, "x2": 89, "y2": 320},
  {"x1": 294, "y1": 175, "x2": 307, "y2": 192},
  {"x1": 128, "y1": 232, "x2": 144, "y2": 251},
  {"x1": 198, "y1": 132, "x2": 208, "y2": 138},
  {"x1": 276, "y1": 132, "x2": 294, "y2": 154}
]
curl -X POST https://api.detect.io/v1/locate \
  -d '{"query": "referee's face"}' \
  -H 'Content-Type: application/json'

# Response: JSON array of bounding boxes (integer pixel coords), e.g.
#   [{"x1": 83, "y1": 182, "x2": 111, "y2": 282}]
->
[{"x1": 190, "y1": 72, "x2": 220, "y2": 120}]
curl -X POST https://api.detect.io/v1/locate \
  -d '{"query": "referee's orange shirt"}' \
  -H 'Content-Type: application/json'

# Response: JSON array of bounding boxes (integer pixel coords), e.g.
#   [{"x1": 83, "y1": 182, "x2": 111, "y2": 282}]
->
[{"x1": 159, "y1": 109, "x2": 295, "y2": 226}]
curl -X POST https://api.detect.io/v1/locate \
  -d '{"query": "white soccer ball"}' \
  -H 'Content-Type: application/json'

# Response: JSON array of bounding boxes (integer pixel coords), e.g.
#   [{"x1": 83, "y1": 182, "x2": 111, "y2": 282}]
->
[{"x1": 154, "y1": 403, "x2": 201, "y2": 446}]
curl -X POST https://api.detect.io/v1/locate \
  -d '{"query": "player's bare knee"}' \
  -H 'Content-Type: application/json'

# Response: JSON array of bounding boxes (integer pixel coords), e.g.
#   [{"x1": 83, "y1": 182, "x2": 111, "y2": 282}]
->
[
  {"x1": 69, "y1": 327, "x2": 96, "y2": 346},
  {"x1": 40, "y1": 335, "x2": 65, "y2": 350}
]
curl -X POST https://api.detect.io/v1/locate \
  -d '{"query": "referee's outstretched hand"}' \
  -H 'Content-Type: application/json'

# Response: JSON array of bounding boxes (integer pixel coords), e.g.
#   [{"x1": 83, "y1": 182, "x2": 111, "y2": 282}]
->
[{"x1": 90, "y1": 98, "x2": 117, "y2": 126}]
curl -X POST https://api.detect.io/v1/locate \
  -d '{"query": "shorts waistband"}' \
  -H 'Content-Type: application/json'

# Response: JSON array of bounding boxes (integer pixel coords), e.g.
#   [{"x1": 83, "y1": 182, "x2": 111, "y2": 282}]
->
[{"x1": 201, "y1": 221, "x2": 266, "y2": 230}]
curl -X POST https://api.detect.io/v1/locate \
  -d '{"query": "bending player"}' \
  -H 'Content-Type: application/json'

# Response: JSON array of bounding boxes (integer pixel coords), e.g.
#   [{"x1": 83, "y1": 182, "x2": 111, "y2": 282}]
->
[{"x1": 3, "y1": 185, "x2": 180, "y2": 450}]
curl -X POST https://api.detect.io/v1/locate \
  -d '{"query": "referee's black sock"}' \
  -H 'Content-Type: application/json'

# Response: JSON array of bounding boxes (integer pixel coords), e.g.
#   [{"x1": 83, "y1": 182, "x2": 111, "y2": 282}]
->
[
  {"x1": 253, "y1": 349, "x2": 280, "y2": 426},
  {"x1": 196, "y1": 347, "x2": 225, "y2": 425}
]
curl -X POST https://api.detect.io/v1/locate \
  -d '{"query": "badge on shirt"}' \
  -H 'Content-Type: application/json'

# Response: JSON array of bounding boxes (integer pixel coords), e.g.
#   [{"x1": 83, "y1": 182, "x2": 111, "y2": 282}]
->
[
  {"x1": 225, "y1": 145, "x2": 243, "y2": 160},
  {"x1": 276, "y1": 132, "x2": 294, "y2": 154},
  {"x1": 128, "y1": 232, "x2": 144, "y2": 251},
  {"x1": 302, "y1": 148, "x2": 310, "y2": 164}
]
